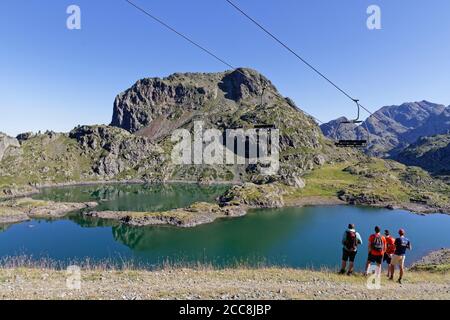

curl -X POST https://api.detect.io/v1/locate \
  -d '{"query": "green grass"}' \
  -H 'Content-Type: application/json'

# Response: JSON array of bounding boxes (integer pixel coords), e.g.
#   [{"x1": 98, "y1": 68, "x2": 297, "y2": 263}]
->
[
  {"x1": 411, "y1": 264, "x2": 450, "y2": 273},
  {"x1": 283, "y1": 159, "x2": 449, "y2": 206},
  {"x1": 0, "y1": 134, "x2": 94, "y2": 187},
  {"x1": 290, "y1": 163, "x2": 358, "y2": 198}
]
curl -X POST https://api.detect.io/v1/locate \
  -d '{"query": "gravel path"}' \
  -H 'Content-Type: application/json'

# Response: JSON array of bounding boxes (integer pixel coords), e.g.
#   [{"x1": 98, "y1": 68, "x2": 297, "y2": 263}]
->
[{"x1": 0, "y1": 267, "x2": 448, "y2": 300}]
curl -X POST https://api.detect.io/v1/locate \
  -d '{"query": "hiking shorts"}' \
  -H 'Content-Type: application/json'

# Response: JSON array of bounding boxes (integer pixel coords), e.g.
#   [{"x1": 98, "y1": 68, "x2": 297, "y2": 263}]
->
[
  {"x1": 342, "y1": 248, "x2": 357, "y2": 262},
  {"x1": 391, "y1": 254, "x2": 406, "y2": 267},
  {"x1": 367, "y1": 253, "x2": 383, "y2": 264},
  {"x1": 383, "y1": 253, "x2": 393, "y2": 264}
]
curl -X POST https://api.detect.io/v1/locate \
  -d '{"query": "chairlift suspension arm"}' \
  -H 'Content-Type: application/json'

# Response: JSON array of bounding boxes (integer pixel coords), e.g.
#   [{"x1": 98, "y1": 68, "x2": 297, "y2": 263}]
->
[{"x1": 353, "y1": 99, "x2": 361, "y2": 122}]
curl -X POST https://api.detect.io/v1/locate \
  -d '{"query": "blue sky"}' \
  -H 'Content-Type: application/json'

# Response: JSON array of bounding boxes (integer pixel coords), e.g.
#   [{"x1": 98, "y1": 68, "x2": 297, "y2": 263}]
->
[{"x1": 1, "y1": 0, "x2": 449, "y2": 136}]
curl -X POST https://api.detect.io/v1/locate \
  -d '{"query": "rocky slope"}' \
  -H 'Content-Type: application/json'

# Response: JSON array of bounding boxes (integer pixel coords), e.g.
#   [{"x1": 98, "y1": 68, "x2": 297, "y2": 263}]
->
[
  {"x1": 219, "y1": 158, "x2": 450, "y2": 215},
  {"x1": 394, "y1": 133, "x2": 450, "y2": 176},
  {"x1": 411, "y1": 249, "x2": 450, "y2": 273},
  {"x1": 0, "y1": 128, "x2": 167, "y2": 197},
  {"x1": 321, "y1": 101, "x2": 450, "y2": 158},
  {"x1": 0, "y1": 133, "x2": 20, "y2": 162},
  {"x1": 111, "y1": 68, "x2": 355, "y2": 182},
  {"x1": 0, "y1": 68, "x2": 357, "y2": 197}
]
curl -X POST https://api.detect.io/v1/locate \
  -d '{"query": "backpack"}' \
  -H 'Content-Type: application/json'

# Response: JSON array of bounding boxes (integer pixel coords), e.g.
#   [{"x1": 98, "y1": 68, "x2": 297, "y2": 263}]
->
[
  {"x1": 386, "y1": 237, "x2": 395, "y2": 254},
  {"x1": 344, "y1": 230, "x2": 358, "y2": 252},
  {"x1": 372, "y1": 234, "x2": 383, "y2": 252}
]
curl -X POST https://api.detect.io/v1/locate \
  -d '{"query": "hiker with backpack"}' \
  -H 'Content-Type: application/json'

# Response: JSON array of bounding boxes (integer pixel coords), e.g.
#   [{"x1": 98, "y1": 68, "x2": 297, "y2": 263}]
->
[
  {"x1": 389, "y1": 229, "x2": 412, "y2": 284},
  {"x1": 364, "y1": 226, "x2": 387, "y2": 276},
  {"x1": 339, "y1": 223, "x2": 363, "y2": 275},
  {"x1": 383, "y1": 229, "x2": 396, "y2": 278}
]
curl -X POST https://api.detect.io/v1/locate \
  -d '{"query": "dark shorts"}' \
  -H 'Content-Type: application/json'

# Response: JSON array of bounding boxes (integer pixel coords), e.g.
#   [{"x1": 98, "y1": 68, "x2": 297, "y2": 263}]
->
[
  {"x1": 367, "y1": 253, "x2": 383, "y2": 264},
  {"x1": 342, "y1": 248, "x2": 357, "y2": 262},
  {"x1": 383, "y1": 252, "x2": 392, "y2": 264}
]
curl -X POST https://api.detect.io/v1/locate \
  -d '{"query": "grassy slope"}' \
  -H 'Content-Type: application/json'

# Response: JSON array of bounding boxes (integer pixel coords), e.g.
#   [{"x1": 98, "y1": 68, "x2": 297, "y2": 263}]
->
[
  {"x1": 0, "y1": 134, "x2": 95, "y2": 190},
  {"x1": 411, "y1": 264, "x2": 450, "y2": 273},
  {"x1": 396, "y1": 133, "x2": 450, "y2": 175},
  {"x1": 284, "y1": 158, "x2": 450, "y2": 207}
]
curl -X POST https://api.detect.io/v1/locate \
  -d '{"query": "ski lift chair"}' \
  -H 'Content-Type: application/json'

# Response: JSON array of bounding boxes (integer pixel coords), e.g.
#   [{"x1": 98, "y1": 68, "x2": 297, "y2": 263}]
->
[{"x1": 334, "y1": 99, "x2": 368, "y2": 148}]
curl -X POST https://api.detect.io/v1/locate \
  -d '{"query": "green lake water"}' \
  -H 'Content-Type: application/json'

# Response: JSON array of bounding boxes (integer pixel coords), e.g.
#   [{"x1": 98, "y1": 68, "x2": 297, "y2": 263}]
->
[{"x1": 0, "y1": 184, "x2": 449, "y2": 270}]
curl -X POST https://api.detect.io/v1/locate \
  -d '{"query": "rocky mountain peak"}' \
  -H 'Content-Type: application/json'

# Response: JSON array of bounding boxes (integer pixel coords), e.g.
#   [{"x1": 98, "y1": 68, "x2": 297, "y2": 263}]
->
[
  {"x1": 319, "y1": 117, "x2": 352, "y2": 138},
  {"x1": 218, "y1": 68, "x2": 276, "y2": 101},
  {"x1": 107, "y1": 68, "x2": 355, "y2": 182},
  {"x1": 110, "y1": 68, "x2": 280, "y2": 133}
]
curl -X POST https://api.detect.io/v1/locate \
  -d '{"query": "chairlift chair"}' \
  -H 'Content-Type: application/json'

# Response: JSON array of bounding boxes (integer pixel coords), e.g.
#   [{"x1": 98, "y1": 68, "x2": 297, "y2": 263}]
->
[{"x1": 334, "y1": 99, "x2": 368, "y2": 148}]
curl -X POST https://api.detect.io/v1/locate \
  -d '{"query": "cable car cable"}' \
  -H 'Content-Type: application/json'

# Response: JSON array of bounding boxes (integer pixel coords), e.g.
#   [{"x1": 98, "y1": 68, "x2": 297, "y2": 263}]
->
[
  {"x1": 124, "y1": 0, "x2": 324, "y2": 125},
  {"x1": 224, "y1": 0, "x2": 387, "y2": 125}
]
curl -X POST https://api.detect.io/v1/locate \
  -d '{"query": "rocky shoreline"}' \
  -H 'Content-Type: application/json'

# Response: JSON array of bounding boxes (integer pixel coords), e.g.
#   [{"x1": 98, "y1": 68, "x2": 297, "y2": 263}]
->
[
  {"x1": 411, "y1": 249, "x2": 450, "y2": 272},
  {"x1": 339, "y1": 197, "x2": 450, "y2": 215},
  {"x1": 0, "y1": 179, "x2": 236, "y2": 201},
  {"x1": 0, "y1": 198, "x2": 97, "y2": 225},
  {"x1": 84, "y1": 202, "x2": 247, "y2": 228},
  {"x1": 380, "y1": 202, "x2": 450, "y2": 215},
  {"x1": 1, "y1": 180, "x2": 449, "y2": 229}
]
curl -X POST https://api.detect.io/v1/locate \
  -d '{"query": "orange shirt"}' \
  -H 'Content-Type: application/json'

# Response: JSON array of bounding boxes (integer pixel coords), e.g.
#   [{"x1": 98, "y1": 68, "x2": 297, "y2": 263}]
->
[
  {"x1": 385, "y1": 236, "x2": 396, "y2": 254},
  {"x1": 368, "y1": 234, "x2": 386, "y2": 256}
]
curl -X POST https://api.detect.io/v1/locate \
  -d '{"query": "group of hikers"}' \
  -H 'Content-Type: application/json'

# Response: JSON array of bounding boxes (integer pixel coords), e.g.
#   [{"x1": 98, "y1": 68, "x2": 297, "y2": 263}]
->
[{"x1": 340, "y1": 224, "x2": 412, "y2": 284}]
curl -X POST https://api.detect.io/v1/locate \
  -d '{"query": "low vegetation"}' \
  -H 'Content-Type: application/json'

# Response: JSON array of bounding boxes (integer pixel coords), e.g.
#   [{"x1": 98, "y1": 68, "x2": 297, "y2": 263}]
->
[
  {"x1": 410, "y1": 249, "x2": 450, "y2": 273},
  {"x1": 0, "y1": 197, "x2": 97, "y2": 224},
  {"x1": 84, "y1": 201, "x2": 245, "y2": 228},
  {"x1": 0, "y1": 264, "x2": 448, "y2": 300},
  {"x1": 285, "y1": 158, "x2": 450, "y2": 212}
]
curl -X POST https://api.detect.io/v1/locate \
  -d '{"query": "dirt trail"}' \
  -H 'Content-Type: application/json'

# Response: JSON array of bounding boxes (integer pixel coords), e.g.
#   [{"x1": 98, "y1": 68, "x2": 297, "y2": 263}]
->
[{"x1": 1, "y1": 267, "x2": 448, "y2": 300}]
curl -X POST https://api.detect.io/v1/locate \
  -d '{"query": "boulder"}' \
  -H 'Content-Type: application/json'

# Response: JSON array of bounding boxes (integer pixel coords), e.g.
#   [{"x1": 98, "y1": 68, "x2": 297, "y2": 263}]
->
[{"x1": 0, "y1": 132, "x2": 20, "y2": 161}]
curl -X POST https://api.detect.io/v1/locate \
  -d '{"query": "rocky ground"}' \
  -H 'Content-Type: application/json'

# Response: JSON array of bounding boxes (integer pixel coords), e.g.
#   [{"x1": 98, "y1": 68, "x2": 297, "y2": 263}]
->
[
  {"x1": 84, "y1": 202, "x2": 246, "y2": 228},
  {"x1": 411, "y1": 249, "x2": 450, "y2": 272},
  {"x1": 0, "y1": 198, "x2": 97, "y2": 224},
  {"x1": 0, "y1": 248, "x2": 448, "y2": 301},
  {"x1": 0, "y1": 266, "x2": 448, "y2": 300},
  {"x1": 395, "y1": 133, "x2": 450, "y2": 176}
]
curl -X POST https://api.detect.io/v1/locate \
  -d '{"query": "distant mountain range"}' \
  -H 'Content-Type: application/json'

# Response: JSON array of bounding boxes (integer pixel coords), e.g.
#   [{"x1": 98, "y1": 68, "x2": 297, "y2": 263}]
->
[{"x1": 320, "y1": 101, "x2": 450, "y2": 174}]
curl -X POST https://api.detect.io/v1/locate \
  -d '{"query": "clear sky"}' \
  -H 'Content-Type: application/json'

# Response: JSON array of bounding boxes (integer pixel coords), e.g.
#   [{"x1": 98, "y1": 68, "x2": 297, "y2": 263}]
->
[{"x1": 1, "y1": 0, "x2": 449, "y2": 136}]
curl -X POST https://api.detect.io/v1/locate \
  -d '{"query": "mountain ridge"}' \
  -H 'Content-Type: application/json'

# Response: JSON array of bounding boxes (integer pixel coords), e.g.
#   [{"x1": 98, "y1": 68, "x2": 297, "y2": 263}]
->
[
  {"x1": 395, "y1": 133, "x2": 450, "y2": 176},
  {"x1": 1, "y1": 68, "x2": 356, "y2": 197},
  {"x1": 320, "y1": 100, "x2": 450, "y2": 158},
  {"x1": 1, "y1": 68, "x2": 449, "y2": 215}
]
